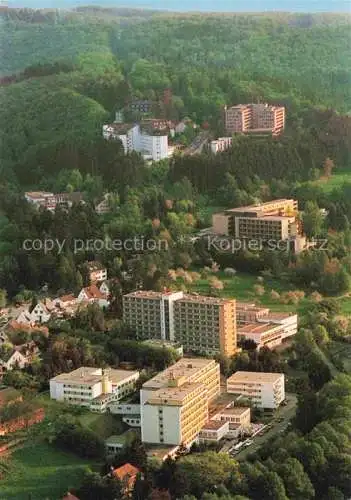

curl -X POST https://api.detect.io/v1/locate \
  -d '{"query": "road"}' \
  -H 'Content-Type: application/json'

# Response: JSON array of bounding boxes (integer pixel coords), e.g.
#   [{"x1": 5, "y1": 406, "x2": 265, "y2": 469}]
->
[
  {"x1": 183, "y1": 131, "x2": 210, "y2": 155},
  {"x1": 233, "y1": 393, "x2": 297, "y2": 461}
]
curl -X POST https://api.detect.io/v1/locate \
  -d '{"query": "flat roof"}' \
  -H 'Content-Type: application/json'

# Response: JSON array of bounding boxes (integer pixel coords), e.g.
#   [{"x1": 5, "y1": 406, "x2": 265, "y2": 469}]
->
[
  {"x1": 224, "y1": 199, "x2": 296, "y2": 213},
  {"x1": 227, "y1": 371, "x2": 284, "y2": 384},
  {"x1": 51, "y1": 367, "x2": 138, "y2": 386},
  {"x1": 145, "y1": 382, "x2": 204, "y2": 405},
  {"x1": 238, "y1": 322, "x2": 281, "y2": 335},
  {"x1": 236, "y1": 302, "x2": 269, "y2": 313},
  {"x1": 143, "y1": 358, "x2": 217, "y2": 390},
  {"x1": 105, "y1": 429, "x2": 138, "y2": 445},
  {"x1": 216, "y1": 406, "x2": 250, "y2": 416},
  {"x1": 176, "y1": 294, "x2": 235, "y2": 306},
  {"x1": 201, "y1": 420, "x2": 228, "y2": 431},
  {"x1": 123, "y1": 290, "x2": 178, "y2": 299}
]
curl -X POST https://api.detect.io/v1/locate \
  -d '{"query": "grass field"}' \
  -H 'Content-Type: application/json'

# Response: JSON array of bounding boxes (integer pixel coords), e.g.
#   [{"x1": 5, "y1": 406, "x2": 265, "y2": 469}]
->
[
  {"x1": 337, "y1": 295, "x2": 351, "y2": 316},
  {"x1": 189, "y1": 271, "x2": 304, "y2": 313},
  {"x1": 0, "y1": 442, "x2": 92, "y2": 500},
  {"x1": 309, "y1": 166, "x2": 351, "y2": 193}
]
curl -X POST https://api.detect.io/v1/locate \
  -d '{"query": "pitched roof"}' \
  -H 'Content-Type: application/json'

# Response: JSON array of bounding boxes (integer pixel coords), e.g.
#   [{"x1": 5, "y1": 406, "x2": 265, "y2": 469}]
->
[
  {"x1": 112, "y1": 463, "x2": 140, "y2": 482},
  {"x1": 59, "y1": 294, "x2": 76, "y2": 303},
  {"x1": 81, "y1": 285, "x2": 105, "y2": 300},
  {"x1": 62, "y1": 493, "x2": 80, "y2": 500}
]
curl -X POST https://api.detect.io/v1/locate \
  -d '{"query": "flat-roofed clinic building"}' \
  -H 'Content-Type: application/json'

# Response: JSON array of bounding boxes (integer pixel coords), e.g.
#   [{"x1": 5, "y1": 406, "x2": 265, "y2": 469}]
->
[
  {"x1": 173, "y1": 295, "x2": 237, "y2": 357},
  {"x1": 224, "y1": 103, "x2": 285, "y2": 136},
  {"x1": 224, "y1": 104, "x2": 252, "y2": 133},
  {"x1": 227, "y1": 371, "x2": 285, "y2": 409},
  {"x1": 49, "y1": 367, "x2": 139, "y2": 412},
  {"x1": 141, "y1": 358, "x2": 220, "y2": 446},
  {"x1": 212, "y1": 199, "x2": 299, "y2": 243},
  {"x1": 198, "y1": 420, "x2": 230, "y2": 442},
  {"x1": 236, "y1": 302, "x2": 298, "y2": 342},
  {"x1": 237, "y1": 322, "x2": 285, "y2": 350},
  {"x1": 211, "y1": 406, "x2": 251, "y2": 427}
]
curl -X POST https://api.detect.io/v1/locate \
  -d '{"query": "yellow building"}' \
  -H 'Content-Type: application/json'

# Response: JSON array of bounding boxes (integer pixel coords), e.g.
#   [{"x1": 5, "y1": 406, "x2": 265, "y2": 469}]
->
[
  {"x1": 173, "y1": 295, "x2": 237, "y2": 357},
  {"x1": 212, "y1": 199, "x2": 300, "y2": 245},
  {"x1": 123, "y1": 291, "x2": 237, "y2": 357},
  {"x1": 141, "y1": 358, "x2": 220, "y2": 447}
]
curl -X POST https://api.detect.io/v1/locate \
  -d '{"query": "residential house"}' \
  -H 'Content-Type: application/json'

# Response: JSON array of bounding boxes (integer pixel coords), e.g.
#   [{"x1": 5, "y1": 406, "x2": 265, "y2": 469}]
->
[
  {"x1": 77, "y1": 285, "x2": 110, "y2": 308},
  {"x1": 0, "y1": 349, "x2": 27, "y2": 374},
  {"x1": 29, "y1": 301, "x2": 51, "y2": 323},
  {"x1": 86, "y1": 261, "x2": 108, "y2": 283},
  {"x1": 111, "y1": 463, "x2": 141, "y2": 495},
  {"x1": 95, "y1": 194, "x2": 112, "y2": 215}
]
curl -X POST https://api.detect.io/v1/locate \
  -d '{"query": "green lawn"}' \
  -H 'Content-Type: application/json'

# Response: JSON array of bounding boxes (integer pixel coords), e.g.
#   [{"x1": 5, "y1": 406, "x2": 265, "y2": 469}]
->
[
  {"x1": 189, "y1": 271, "x2": 301, "y2": 313},
  {"x1": 338, "y1": 295, "x2": 351, "y2": 316},
  {"x1": 309, "y1": 166, "x2": 351, "y2": 193},
  {"x1": 0, "y1": 442, "x2": 93, "y2": 500}
]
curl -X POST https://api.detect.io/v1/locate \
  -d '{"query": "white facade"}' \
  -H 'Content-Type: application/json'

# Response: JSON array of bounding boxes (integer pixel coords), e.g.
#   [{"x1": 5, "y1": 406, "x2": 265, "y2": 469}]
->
[
  {"x1": 198, "y1": 421, "x2": 229, "y2": 442},
  {"x1": 262, "y1": 314, "x2": 298, "y2": 340},
  {"x1": 30, "y1": 302, "x2": 51, "y2": 323},
  {"x1": 210, "y1": 137, "x2": 232, "y2": 154},
  {"x1": 0, "y1": 350, "x2": 27, "y2": 372},
  {"x1": 103, "y1": 124, "x2": 168, "y2": 162},
  {"x1": 227, "y1": 371, "x2": 285, "y2": 409},
  {"x1": 141, "y1": 399, "x2": 182, "y2": 445},
  {"x1": 50, "y1": 367, "x2": 139, "y2": 412}
]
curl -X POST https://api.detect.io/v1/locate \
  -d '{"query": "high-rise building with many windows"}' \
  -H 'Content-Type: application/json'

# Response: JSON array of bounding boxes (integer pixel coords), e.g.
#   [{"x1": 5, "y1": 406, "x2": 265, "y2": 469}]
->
[{"x1": 123, "y1": 291, "x2": 237, "y2": 357}]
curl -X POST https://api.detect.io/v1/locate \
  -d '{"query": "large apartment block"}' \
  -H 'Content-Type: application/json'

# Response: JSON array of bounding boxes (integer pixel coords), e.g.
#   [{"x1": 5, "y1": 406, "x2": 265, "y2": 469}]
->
[
  {"x1": 212, "y1": 199, "x2": 300, "y2": 244},
  {"x1": 224, "y1": 103, "x2": 285, "y2": 136},
  {"x1": 49, "y1": 367, "x2": 139, "y2": 413},
  {"x1": 141, "y1": 358, "x2": 220, "y2": 446},
  {"x1": 123, "y1": 291, "x2": 237, "y2": 357},
  {"x1": 227, "y1": 371, "x2": 285, "y2": 409}
]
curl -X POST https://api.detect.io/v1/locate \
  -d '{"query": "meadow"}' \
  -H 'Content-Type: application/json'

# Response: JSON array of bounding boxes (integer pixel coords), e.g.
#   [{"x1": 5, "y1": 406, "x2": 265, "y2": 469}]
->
[{"x1": 0, "y1": 442, "x2": 92, "y2": 499}]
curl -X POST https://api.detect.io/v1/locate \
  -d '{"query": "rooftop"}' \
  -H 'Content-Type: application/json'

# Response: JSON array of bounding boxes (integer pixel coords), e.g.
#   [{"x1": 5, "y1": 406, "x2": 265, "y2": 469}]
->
[
  {"x1": 215, "y1": 406, "x2": 250, "y2": 416},
  {"x1": 201, "y1": 420, "x2": 228, "y2": 431},
  {"x1": 145, "y1": 382, "x2": 204, "y2": 405},
  {"x1": 143, "y1": 357, "x2": 217, "y2": 390},
  {"x1": 224, "y1": 199, "x2": 296, "y2": 213},
  {"x1": 123, "y1": 290, "x2": 180, "y2": 300},
  {"x1": 176, "y1": 294, "x2": 235, "y2": 306},
  {"x1": 112, "y1": 463, "x2": 140, "y2": 481},
  {"x1": 238, "y1": 322, "x2": 281, "y2": 335},
  {"x1": 25, "y1": 191, "x2": 54, "y2": 199},
  {"x1": 105, "y1": 429, "x2": 138, "y2": 446},
  {"x1": 227, "y1": 371, "x2": 284, "y2": 384},
  {"x1": 51, "y1": 367, "x2": 139, "y2": 386}
]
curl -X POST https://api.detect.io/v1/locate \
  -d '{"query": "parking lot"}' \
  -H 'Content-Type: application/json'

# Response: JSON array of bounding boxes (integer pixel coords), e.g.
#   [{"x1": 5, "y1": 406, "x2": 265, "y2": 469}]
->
[{"x1": 225, "y1": 393, "x2": 297, "y2": 460}]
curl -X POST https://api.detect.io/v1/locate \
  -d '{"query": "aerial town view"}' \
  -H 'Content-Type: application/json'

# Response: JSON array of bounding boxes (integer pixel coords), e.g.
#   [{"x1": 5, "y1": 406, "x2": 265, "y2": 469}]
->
[{"x1": 0, "y1": 1, "x2": 350, "y2": 499}]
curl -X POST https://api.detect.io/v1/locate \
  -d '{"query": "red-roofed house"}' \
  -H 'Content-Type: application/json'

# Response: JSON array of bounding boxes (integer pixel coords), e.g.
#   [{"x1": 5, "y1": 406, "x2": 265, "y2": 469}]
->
[
  {"x1": 111, "y1": 463, "x2": 141, "y2": 495},
  {"x1": 77, "y1": 285, "x2": 109, "y2": 308},
  {"x1": 62, "y1": 493, "x2": 80, "y2": 500}
]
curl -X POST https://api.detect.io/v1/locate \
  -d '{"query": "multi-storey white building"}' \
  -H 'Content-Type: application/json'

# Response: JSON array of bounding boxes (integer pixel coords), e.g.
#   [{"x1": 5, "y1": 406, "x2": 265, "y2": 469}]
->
[
  {"x1": 140, "y1": 358, "x2": 220, "y2": 447},
  {"x1": 102, "y1": 123, "x2": 169, "y2": 161},
  {"x1": 50, "y1": 367, "x2": 139, "y2": 412},
  {"x1": 227, "y1": 371, "x2": 285, "y2": 409},
  {"x1": 210, "y1": 137, "x2": 232, "y2": 154}
]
